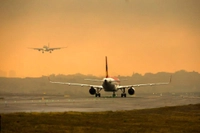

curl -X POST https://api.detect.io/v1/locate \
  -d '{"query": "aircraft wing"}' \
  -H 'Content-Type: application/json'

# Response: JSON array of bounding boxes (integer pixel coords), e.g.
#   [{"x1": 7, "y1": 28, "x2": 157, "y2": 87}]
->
[
  {"x1": 48, "y1": 77, "x2": 103, "y2": 89},
  {"x1": 28, "y1": 48, "x2": 43, "y2": 51},
  {"x1": 48, "y1": 47, "x2": 67, "y2": 51},
  {"x1": 84, "y1": 79, "x2": 103, "y2": 82},
  {"x1": 117, "y1": 75, "x2": 172, "y2": 89}
]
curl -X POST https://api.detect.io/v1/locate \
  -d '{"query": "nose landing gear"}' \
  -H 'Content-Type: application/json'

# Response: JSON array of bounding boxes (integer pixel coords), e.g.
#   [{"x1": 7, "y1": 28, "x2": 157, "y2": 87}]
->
[{"x1": 112, "y1": 92, "x2": 116, "y2": 97}]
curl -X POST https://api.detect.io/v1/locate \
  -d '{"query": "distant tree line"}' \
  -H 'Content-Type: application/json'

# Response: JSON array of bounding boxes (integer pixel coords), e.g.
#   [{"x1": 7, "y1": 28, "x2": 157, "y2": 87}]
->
[{"x1": 0, "y1": 70, "x2": 199, "y2": 96}]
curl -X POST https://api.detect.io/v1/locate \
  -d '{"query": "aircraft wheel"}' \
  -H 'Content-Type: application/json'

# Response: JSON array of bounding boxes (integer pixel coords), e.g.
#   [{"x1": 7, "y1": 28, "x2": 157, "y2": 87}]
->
[
  {"x1": 121, "y1": 93, "x2": 127, "y2": 97},
  {"x1": 95, "y1": 93, "x2": 101, "y2": 97}
]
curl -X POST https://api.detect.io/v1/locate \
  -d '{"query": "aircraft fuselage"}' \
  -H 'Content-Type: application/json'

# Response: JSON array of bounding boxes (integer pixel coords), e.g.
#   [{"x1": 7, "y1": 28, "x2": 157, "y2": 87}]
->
[
  {"x1": 43, "y1": 45, "x2": 49, "y2": 51},
  {"x1": 102, "y1": 78, "x2": 119, "y2": 92}
]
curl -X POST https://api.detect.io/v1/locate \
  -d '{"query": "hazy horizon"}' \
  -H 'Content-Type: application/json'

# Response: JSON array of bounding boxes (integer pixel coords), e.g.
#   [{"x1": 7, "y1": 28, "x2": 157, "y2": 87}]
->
[
  {"x1": 0, "y1": 0, "x2": 199, "y2": 77},
  {"x1": 0, "y1": 69, "x2": 198, "y2": 79}
]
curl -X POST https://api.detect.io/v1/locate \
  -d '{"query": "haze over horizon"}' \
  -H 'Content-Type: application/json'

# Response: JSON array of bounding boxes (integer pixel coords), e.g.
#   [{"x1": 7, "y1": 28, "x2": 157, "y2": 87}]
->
[{"x1": 0, "y1": 0, "x2": 199, "y2": 78}]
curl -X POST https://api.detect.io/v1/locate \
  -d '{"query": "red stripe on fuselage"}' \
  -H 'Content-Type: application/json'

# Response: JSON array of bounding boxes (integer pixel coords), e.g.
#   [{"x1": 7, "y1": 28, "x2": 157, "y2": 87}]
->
[{"x1": 111, "y1": 77, "x2": 120, "y2": 84}]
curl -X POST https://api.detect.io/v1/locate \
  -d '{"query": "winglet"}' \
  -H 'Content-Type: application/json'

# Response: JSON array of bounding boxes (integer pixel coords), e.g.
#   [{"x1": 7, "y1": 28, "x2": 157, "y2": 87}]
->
[
  {"x1": 169, "y1": 75, "x2": 172, "y2": 83},
  {"x1": 48, "y1": 77, "x2": 51, "y2": 82},
  {"x1": 105, "y1": 56, "x2": 109, "y2": 78}
]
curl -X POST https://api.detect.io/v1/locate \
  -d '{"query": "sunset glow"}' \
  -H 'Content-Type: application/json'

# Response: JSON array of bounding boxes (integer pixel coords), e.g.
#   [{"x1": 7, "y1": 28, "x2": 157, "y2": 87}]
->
[{"x1": 0, "y1": 0, "x2": 199, "y2": 77}]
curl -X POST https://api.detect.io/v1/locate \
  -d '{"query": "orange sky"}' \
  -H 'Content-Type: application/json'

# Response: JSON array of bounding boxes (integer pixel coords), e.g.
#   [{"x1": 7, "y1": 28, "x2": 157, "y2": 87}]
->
[{"x1": 0, "y1": 0, "x2": 200, "y2": 77}]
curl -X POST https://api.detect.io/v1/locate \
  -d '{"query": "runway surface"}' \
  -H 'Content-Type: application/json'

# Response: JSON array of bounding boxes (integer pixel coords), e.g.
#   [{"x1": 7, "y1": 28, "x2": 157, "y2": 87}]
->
[{"x1": 0, "y1": 93, "x2": 200, "y2": 113}]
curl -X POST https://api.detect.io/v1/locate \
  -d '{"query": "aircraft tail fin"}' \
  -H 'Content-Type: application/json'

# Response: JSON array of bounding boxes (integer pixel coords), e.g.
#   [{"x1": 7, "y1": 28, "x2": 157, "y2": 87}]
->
[{"x1": 106, "y1": 56, "x2": 109, "y2": 78}]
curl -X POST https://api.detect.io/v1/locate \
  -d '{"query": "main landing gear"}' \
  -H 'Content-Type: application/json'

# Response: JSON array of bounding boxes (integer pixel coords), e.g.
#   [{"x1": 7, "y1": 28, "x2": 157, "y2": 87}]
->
[
  {"x1": 121, "y1": 93, "x2": 126, "y2": 97},
  {"x1": 95, "y1": 93, "x2": 101, "y2": 97},
  {"x1": 95, "y1": 88, "x2": 102, "y2": 97},
  {"x1": 121, "y1": 88, "x2": 126, "y2": 97}
]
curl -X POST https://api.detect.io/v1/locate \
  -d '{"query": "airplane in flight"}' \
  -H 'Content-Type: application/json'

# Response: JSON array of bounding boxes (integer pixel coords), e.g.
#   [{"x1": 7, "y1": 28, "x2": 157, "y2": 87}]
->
[
  {"x1": 49, "y1": 56, "x2": 171, "y2": 97},
  {"x1": 28, "y1": 44, "x2": 67, "y2": 53}
]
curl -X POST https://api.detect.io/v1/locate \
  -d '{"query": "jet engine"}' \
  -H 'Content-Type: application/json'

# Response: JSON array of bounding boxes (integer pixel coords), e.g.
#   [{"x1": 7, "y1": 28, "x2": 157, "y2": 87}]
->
[
  {"x1": 128, "y1": 87, "x2": 135, "y2": 95},
  {"x1": 89, "y1": 87, "x2": 96, "y2": 95}
]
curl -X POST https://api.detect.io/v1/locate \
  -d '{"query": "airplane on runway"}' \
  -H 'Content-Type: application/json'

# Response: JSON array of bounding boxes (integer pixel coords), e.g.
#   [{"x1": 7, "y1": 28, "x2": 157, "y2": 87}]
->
[
  {"x1": 48, "y1": 56, "x2": 172, "y2": 97},
  {"x1": 28, "y1": 44, "x2": 67, "y2": 53}
]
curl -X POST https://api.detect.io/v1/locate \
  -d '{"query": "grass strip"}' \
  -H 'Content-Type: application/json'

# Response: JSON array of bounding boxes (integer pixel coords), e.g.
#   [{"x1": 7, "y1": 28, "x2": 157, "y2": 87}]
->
[{"x1": 1, "y1": 104, "x2": 200, "y2": 133}]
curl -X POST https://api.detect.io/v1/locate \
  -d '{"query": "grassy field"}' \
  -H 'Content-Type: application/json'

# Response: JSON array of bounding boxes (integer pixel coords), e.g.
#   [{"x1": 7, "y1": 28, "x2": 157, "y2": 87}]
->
[{"x1": 1, "y1": 104, "x2": 200, "y2": 133}]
